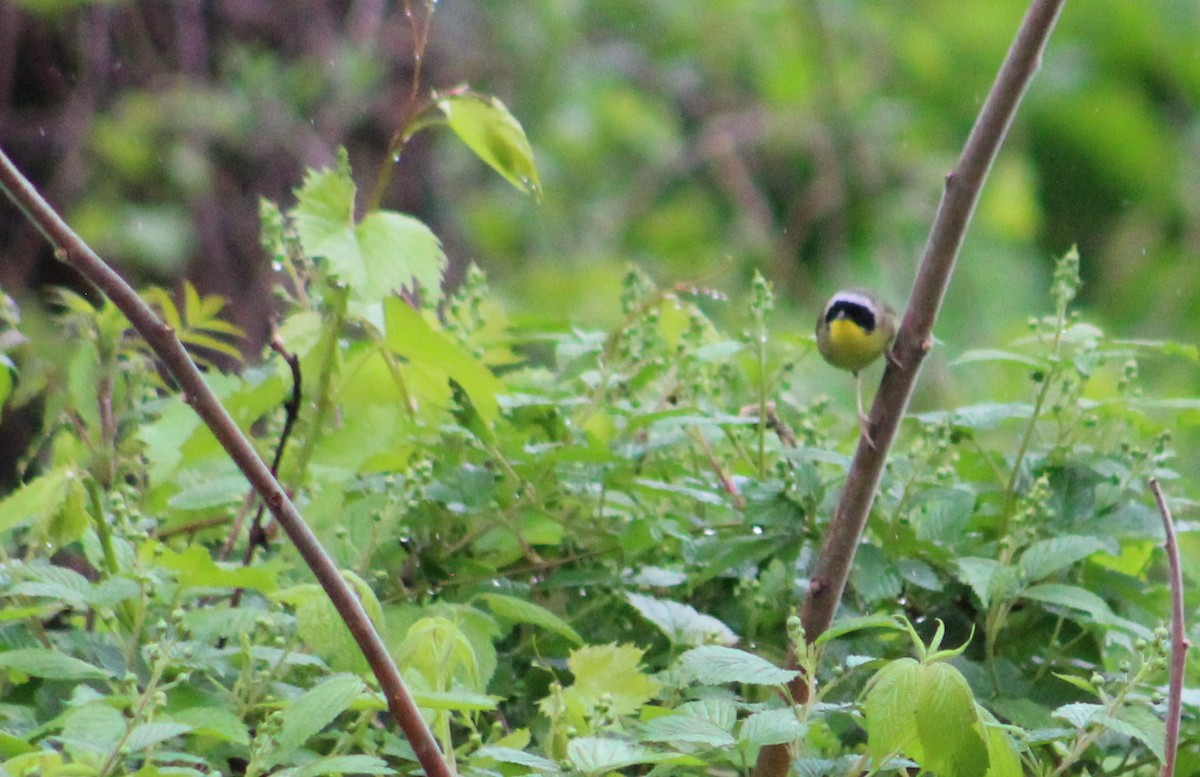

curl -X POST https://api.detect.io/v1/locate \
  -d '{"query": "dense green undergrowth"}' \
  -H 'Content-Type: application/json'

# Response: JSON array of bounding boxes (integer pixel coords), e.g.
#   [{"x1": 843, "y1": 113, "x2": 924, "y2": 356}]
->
[{"x1": 1, "y1": 139, "x2": 1197, "y2": 775}]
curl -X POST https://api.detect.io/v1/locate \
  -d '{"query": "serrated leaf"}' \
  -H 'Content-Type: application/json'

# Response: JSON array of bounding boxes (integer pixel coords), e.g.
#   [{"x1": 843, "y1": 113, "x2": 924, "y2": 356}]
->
[
  {"x1": 1018, "y1": 535, "x2": 1108, "y2": 582},
  {"x1": 0, "y1": 468, "x2": 73, "y2": 534},
  {"x1": 625, "y1": 592, "x2": 738, "y2": 647},
  {"x1": 640, "y1": 711, "x2": 736, "y2": 748},
  {"x1": 475, "y1": 746, "x2": 562, "y2": 773},
  {"x1": 8, "y1": 562, "x2": 92, "y2": 607},
  {"x1": 477, "y1": 593, "x2": 582, "y2": 644},
  {"x1": 955, "y1": 557, "x2": 1003, "y2": 608},
  {"x1": 148, "y1": 542, "x2": 280, "y2": 592},
  {"x1": 266, "y1": 674, "x2": 365, "y2": 768},
  {"x1": 678, "y1": 645, "x2": 799, "y2": 687},
  {"x1": 739, "y1": 708, "x2": 808, "y2": 746},
  {"x1": 437, "y1": 91, "x2": 541, "y2": 198},
  {"x1": 558, "y1": 644, "x2": 660, "y2": 718},
  {"x1": 566, "y1": 737, "x2": 675, "y2": 774},
  {"x1": 0, "y1": 649, "x2": 110, "y2": 681},
  {"x1": 915, "y1": 663, "x2": 987, "y2": 777},
  {"x1": 1052, "y1": 702, "x2": 1105, "y2": 728},
  {"x1": 294, "y1": 151, "x2": 446, "y2": 304},
  {"x1": 1106, "y1": 705, "x2": 1166, "y2": 763},
  {"x1": 865, "y1": 658, "x2": 921, "y2": 762}
]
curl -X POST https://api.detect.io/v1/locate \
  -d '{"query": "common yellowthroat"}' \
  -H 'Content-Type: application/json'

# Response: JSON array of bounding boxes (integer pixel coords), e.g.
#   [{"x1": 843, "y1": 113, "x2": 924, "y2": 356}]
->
[{"x1": 816, "y1": 289, "x2": 898, "y2": 444}]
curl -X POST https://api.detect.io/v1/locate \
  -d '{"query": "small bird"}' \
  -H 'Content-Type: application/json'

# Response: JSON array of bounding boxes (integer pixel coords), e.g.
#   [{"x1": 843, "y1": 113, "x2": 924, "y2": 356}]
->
[{"x1": 816, "y1": 288, "x2": 898, "y2": 446}]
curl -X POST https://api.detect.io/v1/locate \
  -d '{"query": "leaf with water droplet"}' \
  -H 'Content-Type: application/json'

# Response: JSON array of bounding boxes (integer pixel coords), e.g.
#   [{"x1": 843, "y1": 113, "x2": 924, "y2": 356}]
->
[{"x1": 436, "y1": 91, "x2": 542, "y2": 200}]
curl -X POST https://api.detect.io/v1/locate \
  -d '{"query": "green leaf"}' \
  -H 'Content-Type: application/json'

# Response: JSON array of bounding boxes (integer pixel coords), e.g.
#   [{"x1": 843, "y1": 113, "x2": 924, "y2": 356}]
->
[
  {"x1": 865, "y1": 657, "x2": 921, "y2": 763},
  {"x1": 1104, "y1": 705, "x2": 1166, "y2": 764},
  {"x1": 477, "y1": 593, "x2": 583, "y2": 645},
  {"x1": 0, "y1": 468, "x2": 73, "y2": 534},
  {"x1": 950, "y1": 350, "x2": 1046, "y2": 368},
  {"x1": 170, "y1": 706, "x2": 251, "y2": 746},
  {"x1": 626, "y1": 592, "x2": 738, "y2": 647},
  {"x1": 914, "y1": 402, "x2": 1035, "y2": 430},
  {"x1": 815, "y1": 614, "x2": 905, "y2": 646},
  {"x1": 739, "y1": 708, "x2": 808, "y2": 747},
  {"x1": 0, "y1": 649, "x2": 111, "y2": 681},
  {"x1": 1018, "y1": 535, "x2": 1108, "y2": 582},
  {"x1": 1020, "y1": 583, "x2": 1114, "y2": 621},
  {"x1": 356, "y1": 210, "x2": 447, "y2": 305},
  {"x1": 1051, "y1": 671, "x2": 1099, "y2": 696},
  {"x1": 125, "y1": 722, "x2": 192, "y2": 753},
  {"x1": 914, "y1": 663, "x2": 988, "y2": 777},
  {"x1": 850, "y1": 543, "x2": 902, "y2": 603},
  {"x1": 1052, "y1": 702, "x2": 1104, "y2": 728},
  {"x1": 291, "y1": 754, "x2": 394, "y2": 777},
  {"x1": 166, "y1": 474, "x2": 251, "y2": 510},
  {"x1": 266, "y1": 674, "x2": 366, "y2": 768},
  {"x1": 474, "y1": 746, "x2": 562, "y2": 773},
  {"x1": 955, "y1": 557, "x2": 1004, "y2": 608},
  {"x1": 410, "y1": 688, "x2": 499, "y2": 711},
  {"x1": 436, "y1": 91, "x2": 542, "y2": 198},
  {"x1": 556, "y1": 644, "x2": 660, "y2": 719},
  {"x1": 293, "y1": 150, "x2": 446, "y2": 304},
  {"x1": 677, "y1": 645, "x2": 799, "y2": 687},
  {"x1": 148, "y1": 542, "x2": 280, "y2": 592},
  {"x1": 287, "y1": 574, "x2": 384, "y2": 676},
  {"x1": 566, "y1": 737, "x2": 676, "y2": 774},
  {"x1": 911, "y1": 487, "x2": 976, "y2": 544},
  {"x1": 384, "y1": 297, "x2": 504, "y2": 424},
  {"x1": 641, "y1": 704, "x2": 737, "y2": 748},
  {"x1": 978, "y1": 710, "x2": 1023, "y2": 777}
]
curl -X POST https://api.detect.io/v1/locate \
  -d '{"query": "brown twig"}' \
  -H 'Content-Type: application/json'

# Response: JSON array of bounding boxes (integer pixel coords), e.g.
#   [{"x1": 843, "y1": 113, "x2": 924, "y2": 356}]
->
[
  {"x1": 1148, "y1": 478, "x2": 1188, "y2": 777},
  {"x1": 753, "y1": 2, "x2": 1066, "y2": 776},
  {"x1": 0, "y1": 148, "x2": 455, "y2": 777}
]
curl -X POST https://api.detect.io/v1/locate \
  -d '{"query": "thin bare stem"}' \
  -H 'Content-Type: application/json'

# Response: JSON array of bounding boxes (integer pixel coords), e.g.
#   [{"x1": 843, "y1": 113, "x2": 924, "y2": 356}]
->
[
  {"x1": 1149, "y1": 478, "x2": 1188, "y2": 777},
  {"x1": 754, "y1": 2, "x2": 1066, "y2": 775},
  {"x1": 0, "y1": 148, "x2": 456, "y2": 777}
]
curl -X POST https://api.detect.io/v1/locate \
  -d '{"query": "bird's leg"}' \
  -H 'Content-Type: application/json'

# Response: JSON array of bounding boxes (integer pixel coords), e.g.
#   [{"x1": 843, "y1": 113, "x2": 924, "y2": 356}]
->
[
  {"x1": 855, "y1": 372, "x2": 876, "y2": 449},
  {"x1": 886, "y1": 345, "x2": 903, "y2": 370}
]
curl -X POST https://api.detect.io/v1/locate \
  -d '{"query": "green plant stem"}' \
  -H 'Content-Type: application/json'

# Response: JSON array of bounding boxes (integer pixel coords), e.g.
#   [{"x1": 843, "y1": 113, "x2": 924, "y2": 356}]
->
[
  {"x1": 0, "y1": 148, "x2": 456, "y2": 777},
  {"x1": 288, "y1": 289, "x2": 348, "y2": 491},
  {"x1": 754, "y1": 2, "x2": 1066, "y2": 775}
]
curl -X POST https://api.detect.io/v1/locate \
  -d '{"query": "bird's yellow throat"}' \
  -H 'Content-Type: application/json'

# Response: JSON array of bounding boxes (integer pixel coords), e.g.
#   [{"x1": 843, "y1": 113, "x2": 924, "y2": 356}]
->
[{"x1": 826, "y1": 317, "x2": 887, "y2": 372}]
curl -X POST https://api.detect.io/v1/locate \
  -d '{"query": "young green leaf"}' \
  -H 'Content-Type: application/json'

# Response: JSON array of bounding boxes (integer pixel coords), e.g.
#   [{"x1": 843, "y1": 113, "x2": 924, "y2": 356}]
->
[
  {"x1": 436, "y1": 91, "x2": 542, "y2": 199},
  {"x1": 293, "y1": 150, "x2": 446, "y2": 304}
]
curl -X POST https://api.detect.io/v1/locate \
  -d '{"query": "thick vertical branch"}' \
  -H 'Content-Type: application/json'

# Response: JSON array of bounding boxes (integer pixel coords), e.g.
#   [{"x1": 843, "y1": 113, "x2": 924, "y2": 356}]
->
[
  {"x1": 754, "y1": 2, "x2": 1066, "y2": 775},
  {"x1": 1149, "y1": 478, "x2": 1188, "y2": 777},
  {"x1": 0, "y1": 148, "x2": 456, "y2": 777}
]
